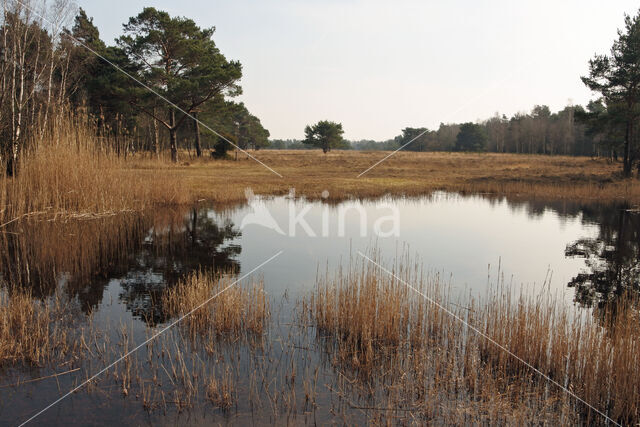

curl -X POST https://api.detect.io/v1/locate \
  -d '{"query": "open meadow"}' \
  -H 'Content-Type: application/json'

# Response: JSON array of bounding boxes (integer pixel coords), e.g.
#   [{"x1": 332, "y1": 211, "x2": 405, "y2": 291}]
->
[{"x1": 129, "y1": 149, "x2": 640, "y2": 205}]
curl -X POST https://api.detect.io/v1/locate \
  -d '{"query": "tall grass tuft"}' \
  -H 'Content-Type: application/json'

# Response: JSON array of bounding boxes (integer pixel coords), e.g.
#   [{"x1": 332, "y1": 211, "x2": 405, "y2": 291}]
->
[
  {"x1": 162, "y1": 270, "x2": 269, "y2": 338},
  {"x1": 0, "y1": 285, "x2": 83, "y2": 366}
]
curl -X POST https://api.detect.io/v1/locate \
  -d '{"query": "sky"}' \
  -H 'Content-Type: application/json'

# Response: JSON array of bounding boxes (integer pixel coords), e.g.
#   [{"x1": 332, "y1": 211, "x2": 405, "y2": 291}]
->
[{"x1": 77, "y1": 0, "x2": 640, "y2": 141}]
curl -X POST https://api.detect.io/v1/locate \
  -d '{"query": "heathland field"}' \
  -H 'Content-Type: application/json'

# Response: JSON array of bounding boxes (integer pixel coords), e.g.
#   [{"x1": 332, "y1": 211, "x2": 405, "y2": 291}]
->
[
  {"x1": 134, "y1": 149, "x2": 640, "y2": 204},
  {"x1": 4, "y1": 140, "x2": 640, "y2": 225}
]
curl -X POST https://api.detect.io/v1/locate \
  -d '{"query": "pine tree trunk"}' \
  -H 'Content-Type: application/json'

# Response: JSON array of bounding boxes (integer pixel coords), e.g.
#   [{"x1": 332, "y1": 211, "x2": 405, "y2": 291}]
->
[
  {"x1": 623, "y1": 120, "x2": 632, "y2": 177},
  {"x1": 193, "y1": 112, "x2": 202, "y2": 157},
  {"x1": 169, "y1": 109, "x2": 178, "y2": 163}
]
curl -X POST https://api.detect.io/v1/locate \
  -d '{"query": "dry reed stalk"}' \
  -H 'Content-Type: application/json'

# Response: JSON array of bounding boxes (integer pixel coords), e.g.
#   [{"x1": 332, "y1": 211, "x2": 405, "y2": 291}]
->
[
  {"x1": 206, "y1": 367, "x2": 236, "y2": 409},
  {"x1": 478, "y1": 287, "x2": 640, "y2": 424}
]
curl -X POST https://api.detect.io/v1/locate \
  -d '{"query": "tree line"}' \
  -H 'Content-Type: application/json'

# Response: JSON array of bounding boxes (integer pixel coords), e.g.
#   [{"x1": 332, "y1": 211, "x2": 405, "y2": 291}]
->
[
  {"x1": 389, "y1": 104, "x2": 598, "y2": 156},
  {"x1": 0, "y1": 1, "x2": 270, "y2": 175},
  {"x1": 273, "y1": 104, "x2": 601, "y2": 156}
]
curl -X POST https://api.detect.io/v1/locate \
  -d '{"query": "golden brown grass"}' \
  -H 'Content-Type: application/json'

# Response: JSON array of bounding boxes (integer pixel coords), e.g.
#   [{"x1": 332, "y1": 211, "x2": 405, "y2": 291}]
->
[
  {"x1": 205, "y1": 367, "x2": 236, "y2": 409},
  {"x1": 307, "y1": 254, "x2": 640, "y2": 425},
  {"x1": 3, "y1": 127, "x2": 639, "y2": 226},
  {"x1": 479, "y1": 285, "x2": 640, "y2": 425},
  {"x1": 125, "y1": 149, "x2": 640, "y2": 205},
  {"x1": 162, "y1": 270, "x2": 269, "y2": 338},
  {"x1": 0, "y1": 285, "x2": 83, "y2": 366},
  {"x1": 0, "y1": 119, "x2": 192, "y2": 224}
]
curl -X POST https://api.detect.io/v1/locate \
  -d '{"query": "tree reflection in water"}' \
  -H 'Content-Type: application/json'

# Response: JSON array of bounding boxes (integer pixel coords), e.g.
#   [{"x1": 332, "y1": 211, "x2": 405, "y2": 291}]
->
[
  {"x1": 565, "y1": 204, "x2": 640, "y2": 309},
  {"x1": 116, "y1": 208, "x2": 241, "y2": 325}
]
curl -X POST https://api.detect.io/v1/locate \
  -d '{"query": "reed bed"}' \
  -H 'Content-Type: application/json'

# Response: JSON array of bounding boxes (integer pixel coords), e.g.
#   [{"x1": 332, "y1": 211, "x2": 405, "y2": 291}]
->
[
  {"x1": 306, "y1": 254, "x2": 640, "y2": 425},
  {"x1": 0, "y1": 117, "x2": 192, "y2": 225},
  {"x1": 0, "y1": 285, "x2": 84, "y2": 366},
  {"x1": 479, "y1": 285, "x2": 640, "y2": 424},
  {"x1": 162, "y1": 270, "x2": 269, "y2": 338}
]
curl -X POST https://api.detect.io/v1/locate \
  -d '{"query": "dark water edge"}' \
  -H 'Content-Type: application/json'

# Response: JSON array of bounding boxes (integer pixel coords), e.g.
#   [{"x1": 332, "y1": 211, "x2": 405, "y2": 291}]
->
[{"x1": 0, "y1": 192, "x2": 637, "y2": 425}]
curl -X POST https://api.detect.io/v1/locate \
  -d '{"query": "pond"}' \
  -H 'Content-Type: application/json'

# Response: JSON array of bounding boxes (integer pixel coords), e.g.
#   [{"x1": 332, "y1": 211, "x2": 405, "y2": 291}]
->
[{"x1": 1, "y1": 192, "x2": 637, "y2": 425}]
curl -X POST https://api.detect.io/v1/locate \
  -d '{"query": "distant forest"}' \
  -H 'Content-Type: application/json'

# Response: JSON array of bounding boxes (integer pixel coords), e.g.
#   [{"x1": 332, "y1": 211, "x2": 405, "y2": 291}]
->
[{"x1": 271, "y1": 103, "x2": 612, "y2": 158}]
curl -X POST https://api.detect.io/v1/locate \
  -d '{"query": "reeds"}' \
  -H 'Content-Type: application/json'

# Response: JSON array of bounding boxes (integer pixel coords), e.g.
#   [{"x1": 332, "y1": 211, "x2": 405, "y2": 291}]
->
[
  {"x1": 0, "y1": 285, "x2": 83, "y2": 366},
  {"x1": 479, "y1": 284, "x2": 640, "y2": 425},
  {"x1": 307, "y1": 254, "x2": 640, "y2": 425},
  {"x1": 0, "y1": 115, "x2": 192, "y2": 225},
  {"x1": 206, "y1": 367, "x2": 236, "y2": 409},
  {"x1": 162, "y1": 270, "x2": 269, "y2": 338}
]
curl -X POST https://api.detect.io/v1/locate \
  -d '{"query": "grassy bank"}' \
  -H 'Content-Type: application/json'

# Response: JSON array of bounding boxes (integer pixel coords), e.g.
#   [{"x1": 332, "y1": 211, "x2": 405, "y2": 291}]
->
[
  {"x1": 3, "y1": 137, "x2": 640, "y2": 224},
  {"x1": 0, "y1": 122, "x2": 191, "y2": 224},
  {"x1": 129, "y1": 150, "x2": 640, "y2": 205}
]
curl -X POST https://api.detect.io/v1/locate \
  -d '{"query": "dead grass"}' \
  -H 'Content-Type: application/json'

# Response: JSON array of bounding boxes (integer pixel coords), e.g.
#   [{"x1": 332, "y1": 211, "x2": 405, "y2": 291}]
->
[
  {"x1": 0, "y1": 119, "x2": 192, "y2": 224},
  {"x1": 479, "y1": 284, "x2": 640, "y2": 425},
  {"x1": 306, "y1": 253, "x2": 640, "y2": 425},
  {"x1": 162, "y1": 270, "x2": 269, "y2": 338},
  {"x1": 0, "y1": 285, "x2": 84, "y2": 366},
  {"x1": 3, "y1": 133, "x2": 638, "y2": 226},
  {"x1": 205, "y1": 367, "x2": 236, "y2": 409},
  {"x1": 120, "y1": 149, "x2": 640, "y2": 206}
]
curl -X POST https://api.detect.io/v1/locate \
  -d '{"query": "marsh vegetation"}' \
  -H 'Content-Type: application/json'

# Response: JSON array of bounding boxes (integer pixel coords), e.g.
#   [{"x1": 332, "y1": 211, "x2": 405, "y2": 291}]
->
[
  {"x1": 307, "y1": 254, "x2": 639, "y2": 424},
  {"x1": 0, "y1": 189, "x2": 638, "y2": 425}
]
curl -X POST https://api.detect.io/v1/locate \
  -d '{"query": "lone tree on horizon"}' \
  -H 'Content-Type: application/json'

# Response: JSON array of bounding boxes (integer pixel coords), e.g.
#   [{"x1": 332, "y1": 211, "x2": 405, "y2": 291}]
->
[
  {"x1": 582, "y1": 8, "x2": 640, "y2": 177},
  {"x1": 303, "y1": 120, "x2": 346, "y2": 153}
]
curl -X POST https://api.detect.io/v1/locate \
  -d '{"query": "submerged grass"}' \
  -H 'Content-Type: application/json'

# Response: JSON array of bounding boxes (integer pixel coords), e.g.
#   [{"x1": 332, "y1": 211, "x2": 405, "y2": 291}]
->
[
  {"x1": 307, "y1": 253, "x2": 640, "y2": 425},
  {"x1": 162, "y1": 270, "x2": 269, "y2": 338},
  {"x1": 0, "y1": 285, "x2": 84, "y2": 366}
]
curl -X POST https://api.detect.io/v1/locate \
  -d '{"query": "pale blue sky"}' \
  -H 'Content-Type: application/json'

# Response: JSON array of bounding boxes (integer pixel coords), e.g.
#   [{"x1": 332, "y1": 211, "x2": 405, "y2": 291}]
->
[{"x1": 77, "y1": 0, "x2": 639, "y2": 140}]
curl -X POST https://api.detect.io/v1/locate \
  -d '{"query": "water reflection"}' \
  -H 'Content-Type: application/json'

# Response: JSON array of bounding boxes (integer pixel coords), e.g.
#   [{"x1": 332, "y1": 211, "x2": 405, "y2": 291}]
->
[
  {"x1": 565, "y1": 204, "x2": 640, "y2": 308},
  {"x1": 0, "y1": 207, "x2": 242, "y2": 324},
  {"x1": 117, "y1": 208, "x2": 241, "y2": 324},
  {"x1": 2, "y1": 194, "x2": 639, "y2": 322},
  {"x1": 457, "y1": 195, "x2": 640, "y2": 308},
  {"x1": 3, "y1": 193, "x2": 640, "y2": 426}
]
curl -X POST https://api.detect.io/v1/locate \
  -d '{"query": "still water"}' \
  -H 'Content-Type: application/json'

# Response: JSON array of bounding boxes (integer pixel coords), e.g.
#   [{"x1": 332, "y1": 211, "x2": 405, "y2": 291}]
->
[{"x1": 1, "y1": 192, "x2": 636, "y2": 425}]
